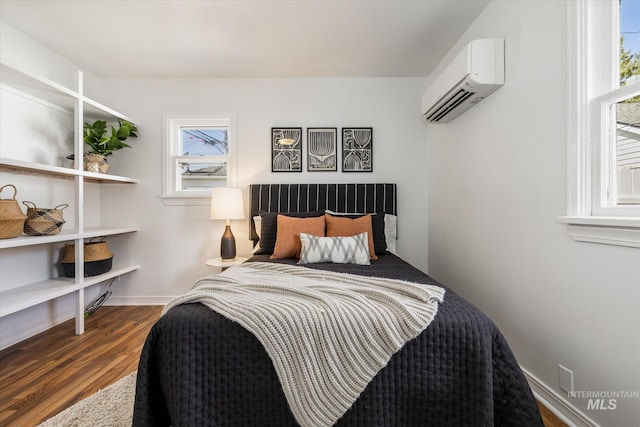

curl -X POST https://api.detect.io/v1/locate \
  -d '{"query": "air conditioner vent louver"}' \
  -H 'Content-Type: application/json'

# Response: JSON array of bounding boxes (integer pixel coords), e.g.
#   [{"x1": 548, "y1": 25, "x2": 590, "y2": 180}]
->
[
  {"x1": 422, "y1": 38, "x2": 504, "y2": 124},
  {"x1": 425, "y1": 88, "x2": 475, "y2": 123}
]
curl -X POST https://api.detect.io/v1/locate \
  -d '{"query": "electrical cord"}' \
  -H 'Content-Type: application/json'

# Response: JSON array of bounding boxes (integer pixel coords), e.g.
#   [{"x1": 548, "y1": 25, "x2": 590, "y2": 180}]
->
[{"x1": 84, "y1": 278, "x2": 114, "y2": 317}]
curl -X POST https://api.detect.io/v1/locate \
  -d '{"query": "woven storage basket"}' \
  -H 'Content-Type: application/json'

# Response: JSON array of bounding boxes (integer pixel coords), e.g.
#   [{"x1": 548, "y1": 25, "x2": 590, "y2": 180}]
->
[
  {"x1": 61, "y1": 239, "x2": 113, "y2": 277},
  {"x1": 23, "y1": 201, "x2": 68, "y2": 236},
  {"x1": 0, "y1": 184, "x2": 27, "y2": 239}
]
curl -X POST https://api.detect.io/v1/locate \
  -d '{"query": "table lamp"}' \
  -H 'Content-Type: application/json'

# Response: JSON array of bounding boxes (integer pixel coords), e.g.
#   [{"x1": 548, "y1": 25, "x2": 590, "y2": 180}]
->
[{"x1": 210, "y1": 187, "x2": 245, "y2": 261}]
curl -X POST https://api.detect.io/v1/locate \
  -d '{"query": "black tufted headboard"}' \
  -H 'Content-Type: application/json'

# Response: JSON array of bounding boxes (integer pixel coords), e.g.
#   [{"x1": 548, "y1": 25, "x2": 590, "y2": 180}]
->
[{"x1": 249, "y1": 183, "x2": 397, "y2": 242}]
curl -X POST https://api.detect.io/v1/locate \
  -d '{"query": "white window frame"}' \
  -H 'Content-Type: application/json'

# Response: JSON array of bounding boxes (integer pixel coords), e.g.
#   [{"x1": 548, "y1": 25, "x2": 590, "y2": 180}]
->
[
  {"x1": 162, "y1": 113, "x2": 238, "y2": 205},
  {"x1": 593, "y1": 84, "x2": 640, "y2": 215},
  {"x1": 559, "y1": 0, "x2": 640, "y2": 248}
]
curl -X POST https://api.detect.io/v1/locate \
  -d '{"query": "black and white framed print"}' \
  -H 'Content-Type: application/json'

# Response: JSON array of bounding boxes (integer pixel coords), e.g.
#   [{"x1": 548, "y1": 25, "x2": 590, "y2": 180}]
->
[
  {"x1": 342, "y1": 127, "x2": 372, "y2": 172},
  {"x1": 307, "y1": 128, "x2": 337, "y2": 171},
  {"x1": 272, "y1": 127, "x2": 302, "y2": 172}
]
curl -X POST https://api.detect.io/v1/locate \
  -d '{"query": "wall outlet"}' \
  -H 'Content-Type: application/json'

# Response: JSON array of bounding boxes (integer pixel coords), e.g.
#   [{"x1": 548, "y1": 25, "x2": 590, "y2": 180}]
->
[{"x1": 559, "y1": 364, "x2": 574, "y2": 393}]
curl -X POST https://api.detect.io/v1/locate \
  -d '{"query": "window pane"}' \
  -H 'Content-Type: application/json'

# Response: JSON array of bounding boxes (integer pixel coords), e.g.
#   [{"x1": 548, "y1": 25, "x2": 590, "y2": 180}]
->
[
  {"x1": 178, "y1": 161, "x2": 227, "y2": 191},
  {"x1": 180, "y1": 128, "x2": 228, "y2": 156},
  {"x1": 616, "y1": 99, "x2": 640, "y2": 204},
  {"x1": 620, "y1": 0, "x2": 640, "y2": 86}
]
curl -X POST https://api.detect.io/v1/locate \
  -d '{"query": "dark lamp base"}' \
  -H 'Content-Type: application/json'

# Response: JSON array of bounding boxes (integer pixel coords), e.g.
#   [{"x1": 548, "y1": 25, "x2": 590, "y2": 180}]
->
[{"x1": 220, "y1": 225, "x2": 236, "y2": 261}]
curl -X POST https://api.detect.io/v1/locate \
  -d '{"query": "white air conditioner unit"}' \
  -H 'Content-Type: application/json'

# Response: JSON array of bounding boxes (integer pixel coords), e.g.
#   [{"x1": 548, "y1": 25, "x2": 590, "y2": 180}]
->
[{"x1": 422, "y1": 38, "x2": 504, "y2": 123}]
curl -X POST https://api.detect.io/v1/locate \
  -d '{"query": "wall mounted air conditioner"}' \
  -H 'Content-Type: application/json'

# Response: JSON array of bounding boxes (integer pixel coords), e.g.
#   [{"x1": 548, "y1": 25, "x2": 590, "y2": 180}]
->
[{"x1": 422, "y1": 38, "x2": 504, "y2": 123}]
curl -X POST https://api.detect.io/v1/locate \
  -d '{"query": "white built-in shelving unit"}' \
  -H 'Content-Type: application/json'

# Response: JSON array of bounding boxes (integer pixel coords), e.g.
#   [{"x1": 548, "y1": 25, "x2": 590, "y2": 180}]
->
[{"x1": 0, "y1": 60, "x2": 140, "y2": 335}]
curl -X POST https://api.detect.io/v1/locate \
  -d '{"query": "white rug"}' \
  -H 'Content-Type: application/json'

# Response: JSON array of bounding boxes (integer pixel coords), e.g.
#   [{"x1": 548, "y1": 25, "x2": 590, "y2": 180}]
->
[{"x1": 37, "y1": 372, "x2": 136, "y2": 427}]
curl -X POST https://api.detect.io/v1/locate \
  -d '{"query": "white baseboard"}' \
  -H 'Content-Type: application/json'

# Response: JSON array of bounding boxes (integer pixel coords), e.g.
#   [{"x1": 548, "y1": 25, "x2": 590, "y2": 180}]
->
[
  {"x1": 105, "y1": 295, "x2": 174, "y2": 306},
  {"x1": 522, "y1": 367, "x2": 600, "y2": 427}
]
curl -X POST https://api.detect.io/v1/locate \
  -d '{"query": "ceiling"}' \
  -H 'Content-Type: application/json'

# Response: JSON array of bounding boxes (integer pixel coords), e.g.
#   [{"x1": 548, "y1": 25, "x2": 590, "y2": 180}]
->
[{"x1": 0, "y1": 0, "x2": 489, "y2": 79}]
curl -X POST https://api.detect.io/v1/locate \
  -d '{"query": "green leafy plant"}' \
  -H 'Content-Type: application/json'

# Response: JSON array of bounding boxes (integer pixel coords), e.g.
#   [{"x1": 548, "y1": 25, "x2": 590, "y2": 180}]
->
[{"x1": 83, "y1": 119, "x2": 139, "y2": 156}]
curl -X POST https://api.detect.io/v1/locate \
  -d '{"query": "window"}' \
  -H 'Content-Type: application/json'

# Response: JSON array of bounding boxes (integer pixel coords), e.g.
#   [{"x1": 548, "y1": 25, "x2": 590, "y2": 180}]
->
[
  {"x1": 562, "y1": 0, "x2": 640, "y2": 247},
  {"x1": 616, "y1": 103, "x2": 640, "y2": 204},
  {"x1": 616, "y1": 1, "x2": 640, "y2": 204},
  {"x1": 594, "y1": 88, "x2": 640, "y2": 212},
  {"x1": 162, "y1": 114, "x2": 237, "y2": 204}
]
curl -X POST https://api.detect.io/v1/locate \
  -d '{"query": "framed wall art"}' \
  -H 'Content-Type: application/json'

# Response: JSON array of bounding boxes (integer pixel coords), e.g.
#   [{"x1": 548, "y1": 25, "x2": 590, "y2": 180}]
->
[
  {"x1": 342, "y1": 127, "x2": 372, "y2": 172},
  {"x1": 271, "y1": 127, "x2": 302, "y2": 172},
  {"x1": 307, "y1": 128, "x2": 337, "y2": 171}
]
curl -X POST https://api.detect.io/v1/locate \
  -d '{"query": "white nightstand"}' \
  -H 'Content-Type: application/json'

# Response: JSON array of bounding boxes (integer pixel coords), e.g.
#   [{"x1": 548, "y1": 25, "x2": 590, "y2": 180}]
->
[{"x1": 206, "y1": 256, "x2": 248, "y2": 271}]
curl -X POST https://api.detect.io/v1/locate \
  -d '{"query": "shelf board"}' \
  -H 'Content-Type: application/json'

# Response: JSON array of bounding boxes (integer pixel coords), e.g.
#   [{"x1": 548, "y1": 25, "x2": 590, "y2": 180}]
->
[
  {"x1": 82, "y1": 168, "x2": 139, "y2": 184},
  {"x1": 82, "y1": 264, "x2": 140, "y2": 287},
  {"x1": 83, "y1": 97, "x2": 135, "y2": 123},
  {"x1": 0, "y1": 61, "x2": 79, "y2": 110},
  {"x1": 0, "y1": 264, "x2": 140, "y2": 317},
  {"x1": 0, "y1": 158, "x2": 79, "y2": 180},
  {"x1": 83, "y1": 227, "x2": 138, "y2": 239},
  {"x1": 1, "y1": 60, "x2": 136, "y2": 124},
  {"x1": 0, "y1": 158, "x2": 138, "y2": 183},
  {"x1": 0, "y1": 230, "x2": 79, "y2": 249},
  {"x1": 0, "y1": 227, "x2": 138, "y2": 249}
]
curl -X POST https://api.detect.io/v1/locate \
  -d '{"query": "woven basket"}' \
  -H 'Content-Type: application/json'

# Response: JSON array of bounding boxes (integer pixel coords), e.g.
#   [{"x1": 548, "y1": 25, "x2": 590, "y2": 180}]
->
[
  {"x1": 0, "y1": 184, "x2": 27, "y2": 239},
  {"x1": 23, "y1": 201, "x2": 68, "y2": 236},
  {"x1": 61, "y1": 239, "x2": 114, "y2": 277}
]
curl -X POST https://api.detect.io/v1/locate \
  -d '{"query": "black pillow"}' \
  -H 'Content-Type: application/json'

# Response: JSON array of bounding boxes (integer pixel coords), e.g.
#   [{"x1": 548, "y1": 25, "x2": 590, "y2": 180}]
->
[
  {"x1": 324, "y1": 212, "x2": 388, "y2": 255},
  {"x1": 370, "y1": 214, "x2": 388, "y2": 255},
  {"x1": 254, "y1": 211, "x2": 324, "y2": 255}
]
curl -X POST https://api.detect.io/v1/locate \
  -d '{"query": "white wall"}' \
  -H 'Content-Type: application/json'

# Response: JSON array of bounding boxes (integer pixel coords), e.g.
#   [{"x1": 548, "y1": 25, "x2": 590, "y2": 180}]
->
[
  {"x1": 1, "y1": 20, "x2": 430, "y2": 346},
  {"x1": 427, "y1": 1, "x2": 640, "y2": 426},
  {"x1": 98, "y1": 77, "x2": 430, "y2": 301},
  {"x1": 0, "y1": 21, "x2": 101, "y2": 98}
]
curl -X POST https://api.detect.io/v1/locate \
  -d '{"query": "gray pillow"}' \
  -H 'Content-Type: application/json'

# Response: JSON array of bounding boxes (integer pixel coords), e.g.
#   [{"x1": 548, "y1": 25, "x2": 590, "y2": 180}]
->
[{"x1": 298, "y1": 232, "x2": 371, "y2": 265}]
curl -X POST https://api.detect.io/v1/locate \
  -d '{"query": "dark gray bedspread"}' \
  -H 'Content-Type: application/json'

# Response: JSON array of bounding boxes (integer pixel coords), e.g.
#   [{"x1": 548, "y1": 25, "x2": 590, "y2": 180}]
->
[{"x1": 133, "y1": 255, "x2": 544, "y2": 426}]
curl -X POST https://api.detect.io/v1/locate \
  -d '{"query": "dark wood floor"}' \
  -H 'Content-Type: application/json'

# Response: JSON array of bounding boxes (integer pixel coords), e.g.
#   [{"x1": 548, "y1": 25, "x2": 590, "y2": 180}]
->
[
  {"x1": 0, "y1": 305, "x2": 162, "y2": 427},
  {"x1": 538, "y1": 401, "x2": 568, "y2": 427},
  {"x1": 0, "y1": 305, "x2": 566, "y2": 427}
]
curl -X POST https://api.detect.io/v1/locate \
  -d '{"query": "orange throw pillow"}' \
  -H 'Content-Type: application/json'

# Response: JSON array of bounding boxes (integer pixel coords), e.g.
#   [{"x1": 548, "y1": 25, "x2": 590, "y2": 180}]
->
[
  {"x1": 325, "y1": 214, "x2": 378, "y2": 260},
  {"x1": 271, "y1": 215, "x2": 326, "y2": 259}
]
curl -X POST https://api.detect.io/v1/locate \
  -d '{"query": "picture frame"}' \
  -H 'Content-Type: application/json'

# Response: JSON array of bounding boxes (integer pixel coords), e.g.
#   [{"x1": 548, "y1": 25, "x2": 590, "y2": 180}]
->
[
  {"x1": 342, "y1": 127, "x2": 372, "y2": 172},
  {"x1": 271, "y1": 127, "x2": 302, "y2": 172},
  {"x1": 307, "y1": 128, "x2": 337, "y2": 171}
]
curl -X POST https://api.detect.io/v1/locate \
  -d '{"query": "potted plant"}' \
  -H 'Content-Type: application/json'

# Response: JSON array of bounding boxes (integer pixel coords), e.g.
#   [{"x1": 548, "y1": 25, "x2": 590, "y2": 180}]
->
[{"x1": 81, "y1": 119, "x2": 138, "y2": 173}]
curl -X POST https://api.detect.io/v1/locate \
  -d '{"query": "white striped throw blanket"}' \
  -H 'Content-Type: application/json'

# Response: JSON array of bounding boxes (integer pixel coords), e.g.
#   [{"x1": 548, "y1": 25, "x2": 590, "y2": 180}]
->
[{"x1": 163, "y1": 262, "x2": 445, "y2": 427}]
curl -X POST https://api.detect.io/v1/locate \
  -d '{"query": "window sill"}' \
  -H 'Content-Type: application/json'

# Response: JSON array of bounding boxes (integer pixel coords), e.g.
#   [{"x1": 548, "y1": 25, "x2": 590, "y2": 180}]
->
[{"x1": 557, "y1": 216, "x2": 640, "y2": 248}]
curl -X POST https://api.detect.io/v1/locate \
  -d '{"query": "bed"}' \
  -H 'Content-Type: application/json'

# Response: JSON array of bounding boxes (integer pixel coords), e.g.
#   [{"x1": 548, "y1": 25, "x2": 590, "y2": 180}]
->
[{"x1": 133, "y1": 183, "x2": 543, "y2": 426}]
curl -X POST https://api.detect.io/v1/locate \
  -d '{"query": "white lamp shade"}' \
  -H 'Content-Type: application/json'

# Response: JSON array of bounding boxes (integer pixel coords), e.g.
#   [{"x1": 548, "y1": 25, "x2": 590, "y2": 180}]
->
[{"x1": 210, "y1": 187, "x2": 245, "y2": 220}]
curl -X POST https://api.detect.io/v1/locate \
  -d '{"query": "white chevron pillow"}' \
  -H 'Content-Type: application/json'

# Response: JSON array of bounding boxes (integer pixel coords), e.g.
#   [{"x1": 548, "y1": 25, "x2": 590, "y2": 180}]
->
[{"x1": 298, "y1": 232, "x2": 371, "y2": 265}]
